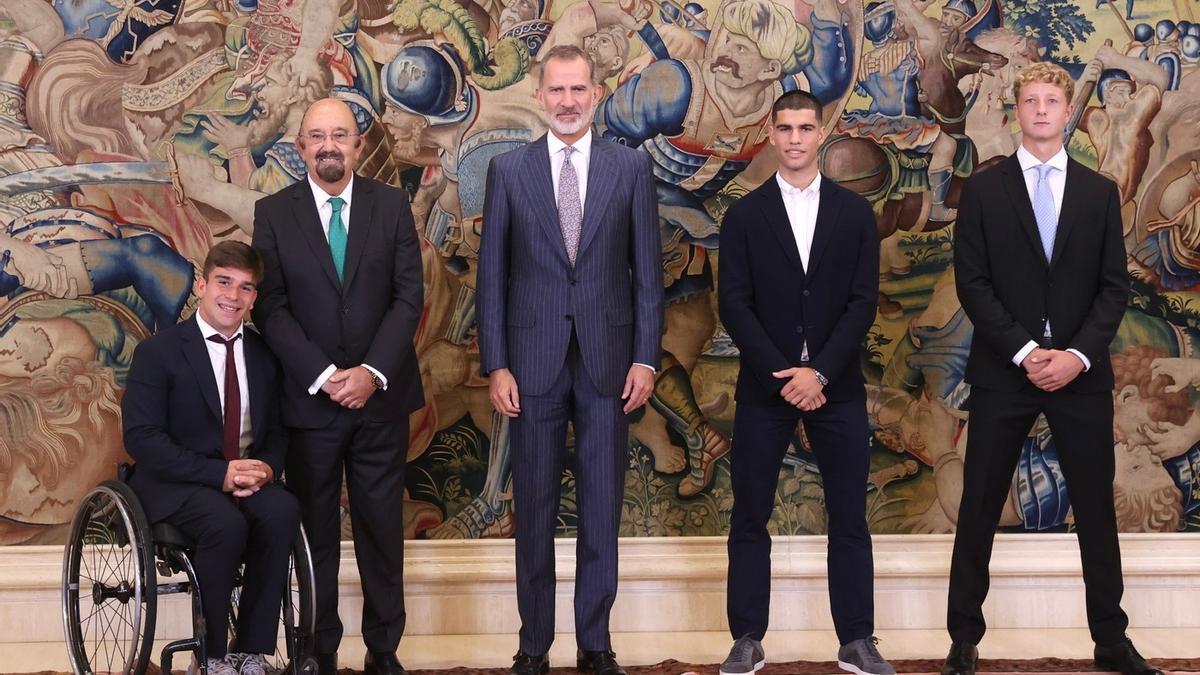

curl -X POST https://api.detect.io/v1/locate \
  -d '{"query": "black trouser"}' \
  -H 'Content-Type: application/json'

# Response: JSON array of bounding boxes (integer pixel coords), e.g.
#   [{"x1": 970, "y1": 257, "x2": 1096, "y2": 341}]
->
[
  {"x1": 287, "y1": 411, "x2": 409, "y2": 654},
  {"x1": 947, "y1": 385, "x2": 1129, "y2": 646},
  {"x1": 166, "y1": 483, "x2": 300, "y2": 657},
  {"x1": 726, "y1": 396, "x2": 875, "y2": 645}
]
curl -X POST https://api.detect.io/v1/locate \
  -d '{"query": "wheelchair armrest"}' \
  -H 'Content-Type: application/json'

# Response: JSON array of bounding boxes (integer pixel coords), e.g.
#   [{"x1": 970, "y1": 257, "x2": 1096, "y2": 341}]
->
[{"x1": 117, "y1": 462, "x2": 134, "y2": 484}]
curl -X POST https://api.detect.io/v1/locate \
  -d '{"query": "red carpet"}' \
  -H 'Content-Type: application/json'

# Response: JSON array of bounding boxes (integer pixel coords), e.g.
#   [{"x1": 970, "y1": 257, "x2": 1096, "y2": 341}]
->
[{"x1": 20, "y1": 658, "x2": 1200, "y2": 674}]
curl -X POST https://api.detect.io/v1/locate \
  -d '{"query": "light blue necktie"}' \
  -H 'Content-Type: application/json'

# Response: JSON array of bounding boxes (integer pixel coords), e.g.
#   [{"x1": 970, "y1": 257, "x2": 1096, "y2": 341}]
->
[
  {"x1": 1032, "y1": 164, "x2": 1057, "y2": 262},
  {"x1": 328, "y1": 196, "x2": 347, "y2": 281}
]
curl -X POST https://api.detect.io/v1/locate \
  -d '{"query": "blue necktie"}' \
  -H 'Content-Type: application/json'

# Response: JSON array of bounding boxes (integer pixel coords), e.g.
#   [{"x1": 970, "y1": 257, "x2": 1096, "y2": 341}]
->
[
  {"x1": 328, "y1": 196, "x2": 347, "y2": 281},
  {"x1": 1032, "y1": 164, "x2": 1057, "y2": 262}
]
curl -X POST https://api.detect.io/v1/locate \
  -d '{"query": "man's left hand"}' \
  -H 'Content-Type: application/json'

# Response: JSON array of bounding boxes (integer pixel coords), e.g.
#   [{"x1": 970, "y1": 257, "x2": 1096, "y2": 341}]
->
[
  {"x1": 622, "y1": 366, "x2": 655, "y2": 414},
  {"x1": 330, "y1": 365, "x2": 379, "y2": 409},
  {"x1": 1027, "y1": 350, "x2": 1085, "y2": 392}
]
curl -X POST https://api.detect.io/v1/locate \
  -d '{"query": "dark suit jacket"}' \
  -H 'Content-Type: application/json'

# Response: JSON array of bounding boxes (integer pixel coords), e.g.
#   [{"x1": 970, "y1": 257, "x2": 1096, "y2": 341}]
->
[
  {"x1": 477, "y1": 134, "x2": 664, "y2": 396},
  {"x1": 954, "y1": 154, "x2": 1129, "y2": 393},
  {"x1": 251, "y1": 176, "x2": 425, "y2": 427},
  {"x1": 122, "y1": 316, "x2": 287, "y2": 523},
  {"x1": 718, "y1": 175, "x2": 880, "y2": 405}
]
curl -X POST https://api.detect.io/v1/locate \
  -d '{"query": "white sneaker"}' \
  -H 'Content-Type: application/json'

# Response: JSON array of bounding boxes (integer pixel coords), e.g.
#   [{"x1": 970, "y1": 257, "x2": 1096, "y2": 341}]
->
[
  {"x1": 235, "y1": 653, "x2": 279, "y2": 675},
  {"x1": 191, "y1": 656, "x2": 238, "y2": 675}
]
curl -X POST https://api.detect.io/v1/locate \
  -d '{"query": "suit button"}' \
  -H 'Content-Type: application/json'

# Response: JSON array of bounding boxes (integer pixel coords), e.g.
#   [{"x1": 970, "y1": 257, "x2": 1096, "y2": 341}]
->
[
  {"x1": 796, "y1": 326, "x2": 804, "y2": 334},
  {"x1": 802, "y1": 290, "x2": 811, "y2": 297},
  {"x1": 570, "y1": 280, "x2": 577, "y2": 286},
  {"x1": 342, "y1": 306, "x2": 350, "y2": 316},
  {"x1": 565, "y1": 314, "x2": 573, "y2": 321}
]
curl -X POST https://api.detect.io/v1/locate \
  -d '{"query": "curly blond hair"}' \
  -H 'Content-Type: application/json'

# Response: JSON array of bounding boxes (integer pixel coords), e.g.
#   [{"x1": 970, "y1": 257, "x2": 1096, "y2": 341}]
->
[{"x1": 1014, "y1": 61, "x2": 1074, "y2": 101}]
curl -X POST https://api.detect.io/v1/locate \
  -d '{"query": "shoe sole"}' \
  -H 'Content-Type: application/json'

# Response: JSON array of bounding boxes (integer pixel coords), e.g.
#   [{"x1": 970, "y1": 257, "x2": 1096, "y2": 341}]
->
[
  {"x1": 719, "y1": 659, "x2": 765, "y2": 675},
  {"x1": 837, "y1": 660, "x2": 895, "y2": 675}
]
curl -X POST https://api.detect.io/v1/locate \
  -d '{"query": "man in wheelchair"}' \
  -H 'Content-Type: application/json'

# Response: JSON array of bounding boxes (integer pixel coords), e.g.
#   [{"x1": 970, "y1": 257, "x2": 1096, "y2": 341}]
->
[{"x1": 122, "y1": 241, "x2": 300, "y2": 675}]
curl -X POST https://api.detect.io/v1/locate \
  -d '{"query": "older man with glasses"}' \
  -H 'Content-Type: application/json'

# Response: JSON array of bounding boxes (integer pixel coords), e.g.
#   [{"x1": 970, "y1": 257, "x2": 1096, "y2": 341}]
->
[{"x1": 252, "y1": 98, "x2": 425, "y2": 675}]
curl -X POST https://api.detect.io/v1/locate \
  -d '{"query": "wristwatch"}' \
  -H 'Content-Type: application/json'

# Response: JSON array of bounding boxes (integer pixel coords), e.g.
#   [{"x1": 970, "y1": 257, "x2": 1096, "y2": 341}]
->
[
  {"x1": 812, "y1": 370, "x2": 829, "y2": 387},
  {"x1": 369, "y1": 372, "x2": 384, "y2": 389}
]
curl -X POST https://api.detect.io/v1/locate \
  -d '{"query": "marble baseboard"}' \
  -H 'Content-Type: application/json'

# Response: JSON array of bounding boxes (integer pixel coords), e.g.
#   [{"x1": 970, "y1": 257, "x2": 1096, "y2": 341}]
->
[{"x1": 5, "y1": 533, "x2": 1198, "y2": 670}]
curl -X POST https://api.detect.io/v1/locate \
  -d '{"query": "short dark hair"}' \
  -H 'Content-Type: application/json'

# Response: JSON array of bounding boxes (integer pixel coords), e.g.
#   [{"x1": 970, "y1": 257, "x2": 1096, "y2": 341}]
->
[
  {"x1": 771, "y1": 90, "x2": 823, "y2": 124},
  {"x1": 539, "y1": 44, "x2": 596, "y2": 86},
  {"x1": 202, "y1": 241, "x2": 264, "y2": 283}
]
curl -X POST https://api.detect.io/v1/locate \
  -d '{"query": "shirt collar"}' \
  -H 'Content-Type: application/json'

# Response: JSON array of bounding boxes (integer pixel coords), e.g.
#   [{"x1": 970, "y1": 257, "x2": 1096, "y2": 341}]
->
[
  {"x1": 547, "y1": 129, "x2": 592, "y2": 163},
  {"x1": 195, "y1": 311, "x2": 243, "y2": 342},
  {"x1": 1016, "y1": 145, "x2": 1068, "y2": 174},
  {"x1": 776, "y1": 171, "x2": 821, "y2": 198},
  {"x1": 308, "y1": 172, "x2": 355, "y2": 208}
]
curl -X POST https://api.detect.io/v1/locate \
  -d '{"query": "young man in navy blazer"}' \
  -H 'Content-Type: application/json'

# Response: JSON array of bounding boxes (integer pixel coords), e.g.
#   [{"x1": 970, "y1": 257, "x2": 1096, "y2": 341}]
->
[
  {"x1": 123, "y1": 242, "x2": 299, "y2": 675},
  {"x1": 717, "y1": 91, "x2": 890, "y2": 675}
]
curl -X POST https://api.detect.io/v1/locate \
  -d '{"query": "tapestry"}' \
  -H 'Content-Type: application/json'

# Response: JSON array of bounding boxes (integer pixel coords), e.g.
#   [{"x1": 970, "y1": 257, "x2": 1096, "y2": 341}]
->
[{"x1": 1, "y1": 0, "x2": 1197, "y2": 545}]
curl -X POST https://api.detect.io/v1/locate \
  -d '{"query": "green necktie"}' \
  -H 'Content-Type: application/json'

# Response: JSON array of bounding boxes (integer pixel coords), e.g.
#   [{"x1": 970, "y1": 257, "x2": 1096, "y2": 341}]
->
[{"x1": 328, "y1": 196, "x2": 347, "y2": 281}]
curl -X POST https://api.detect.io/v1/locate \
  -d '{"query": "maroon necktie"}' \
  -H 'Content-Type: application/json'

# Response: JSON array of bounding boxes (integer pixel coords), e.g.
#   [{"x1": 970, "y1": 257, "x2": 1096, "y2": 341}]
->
[{"x1": 207, "y1": 333, "x2": 242, "y2": 461}]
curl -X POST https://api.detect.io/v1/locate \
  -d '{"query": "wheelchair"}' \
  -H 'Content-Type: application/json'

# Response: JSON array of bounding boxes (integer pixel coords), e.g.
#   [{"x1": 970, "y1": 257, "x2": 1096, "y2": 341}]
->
[{"x1": 61, "y1": 466, "x2": 318, "y2": 674}]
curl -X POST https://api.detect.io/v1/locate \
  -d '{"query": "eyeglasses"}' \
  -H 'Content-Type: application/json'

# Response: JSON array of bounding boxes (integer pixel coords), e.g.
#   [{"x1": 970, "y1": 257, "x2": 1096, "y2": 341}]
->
[{"x1": 304, "y1": 130, "x2": 360, "y2": 145}]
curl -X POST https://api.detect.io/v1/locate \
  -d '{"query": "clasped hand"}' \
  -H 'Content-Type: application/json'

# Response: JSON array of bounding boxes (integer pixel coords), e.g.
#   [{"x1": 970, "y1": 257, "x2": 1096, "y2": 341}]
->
[
  {"x1": 773, "y1": 367, "x2": 826, "y2": 411},
  {"x1": 1023, "y1": 348, "x2": 1084, "y2": 392},
  {"x1": 223, "y1": 458, "x2": 272, "y2": 497},
  {"x1": 321, "y1": 365, "x2": 378, "y2": 409}
]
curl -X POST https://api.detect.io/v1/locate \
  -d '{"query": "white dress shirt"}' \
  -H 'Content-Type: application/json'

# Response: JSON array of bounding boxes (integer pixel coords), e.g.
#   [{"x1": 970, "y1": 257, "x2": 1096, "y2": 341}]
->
[
  {"x1": 1011, "y1": 145, "x2": 1090, "y2": 371},
  {"x1": 305, "y1": 174, "x2": 390, "y2": 393},
  {"x1": 777, "y1": 171, "x2": 822, "y2": 363},
  {"x1": 777, "y1": 172, "x2": 822, "y2": 270},
  {"x1": 195, "y1": 312, "x2": 252, "y2": 455},
  {"x1": 547, "y1": 130, "x2": 592, "y2": 216},
  {"x1": 309, "y1": 173, "x2": 355, "y2": 241}
]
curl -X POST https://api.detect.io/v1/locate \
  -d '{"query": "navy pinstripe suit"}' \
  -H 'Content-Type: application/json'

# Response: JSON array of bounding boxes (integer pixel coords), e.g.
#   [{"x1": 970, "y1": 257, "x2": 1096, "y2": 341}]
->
[{"x1": 478, "y1": 132, "x2": 663, "y2": 655}]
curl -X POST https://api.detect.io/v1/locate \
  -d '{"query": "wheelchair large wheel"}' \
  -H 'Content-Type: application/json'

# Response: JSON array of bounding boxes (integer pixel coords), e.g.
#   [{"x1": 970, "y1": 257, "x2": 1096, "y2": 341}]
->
[
  {"x1": 62, "y1": 481, "x2": 157, "y2": 675},
  {"x1": 229, "y1": 527, "x2": 316, "y2": 674}
]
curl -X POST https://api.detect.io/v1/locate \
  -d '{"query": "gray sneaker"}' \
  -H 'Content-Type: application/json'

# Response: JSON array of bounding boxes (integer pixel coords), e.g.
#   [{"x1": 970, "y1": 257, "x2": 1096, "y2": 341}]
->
[
  {"x1": 838, "y1": 636, "x2": 896, "y2": 675},
  {"x1": 719, "y1": 635, "x2": 765, "y2": 675}
]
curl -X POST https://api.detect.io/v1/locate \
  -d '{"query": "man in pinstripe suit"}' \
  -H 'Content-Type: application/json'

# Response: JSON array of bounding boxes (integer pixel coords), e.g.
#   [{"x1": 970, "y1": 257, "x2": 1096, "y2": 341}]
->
[{"x1": 478, "y1": 45, "x2": 663, "y2": 675}]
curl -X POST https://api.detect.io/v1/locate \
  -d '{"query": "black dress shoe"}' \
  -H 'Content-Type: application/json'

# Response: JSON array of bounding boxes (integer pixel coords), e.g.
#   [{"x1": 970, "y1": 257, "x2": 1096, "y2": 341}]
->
[
  {"x1": 577, "y1": 649, "x2": 627, "y2": 675},
  {"x1": 315, "y1": 653, "x2": 337, "y2": 675},
  {"x1": 364, "y1": 651, "x2": 407, "y2": 675},
  {"x1": 1095, "y1": 638, "x2": 1164, "y2": 675},
  {"x1": 941, "y1": 642, "x2": 978, "y2": 675},
  {"x1": 510, "y1": 651, "x2": 549, "y2": 675}
]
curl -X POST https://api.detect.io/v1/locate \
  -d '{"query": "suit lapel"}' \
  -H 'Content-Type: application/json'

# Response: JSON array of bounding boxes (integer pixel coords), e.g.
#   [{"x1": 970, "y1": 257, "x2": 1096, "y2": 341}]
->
[
  {"x1": 341, "y1": 176, "x2": 374, "y2": 292},
  {"x1": 1050, "y1": 159, "x2": 1085, "y2": 270},
  {"x1": 806, "y1": 178, "x2": 842, "y2": 280},
  {"x1": 521, "y1": 135, "x2": 572, "y2": 266},
  {"x1": 242, "y1": 330, "x2": 269, "y2": 447},
  {"x1": 578, "y1": 137, "x2": 617, "y2": 258},
  {"x1": 180, "y1": 317, "x2": 222, "y2": 422},
  {"x1": 757, "y1": 176, "x2": 803, "y2": 271},
  {"x1": 292, "y1": 180, "x2": 343, "y2": 289},
  {"x1": 1000, "y1": 154, "x2": 1049, "y2": 268}
]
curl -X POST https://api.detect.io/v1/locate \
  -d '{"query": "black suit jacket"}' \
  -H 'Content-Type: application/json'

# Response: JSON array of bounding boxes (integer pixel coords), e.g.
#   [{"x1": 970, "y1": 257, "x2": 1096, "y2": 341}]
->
[
  {"x1": 718, "y1": 175, "x2": 880, "y2": 405},
  {"x1": 251, "y1": 176, "x2": 425, "y2": 427},
  {"x1": 954, "y1": 154, "x2": 1129, "y2": 393},
  {"x1": 122, "y1": 316, "x2": 288, "y2": 523}
]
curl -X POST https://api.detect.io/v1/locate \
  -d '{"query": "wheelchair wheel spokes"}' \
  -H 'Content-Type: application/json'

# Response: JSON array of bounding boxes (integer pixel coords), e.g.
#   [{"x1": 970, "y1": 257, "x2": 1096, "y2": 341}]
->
[
  {"x1": 63, "y1": 482, "x2": 156, "y2": 675},
  {"x1": 225, "y1": 525, "x2": 316, "y2": 673}
]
